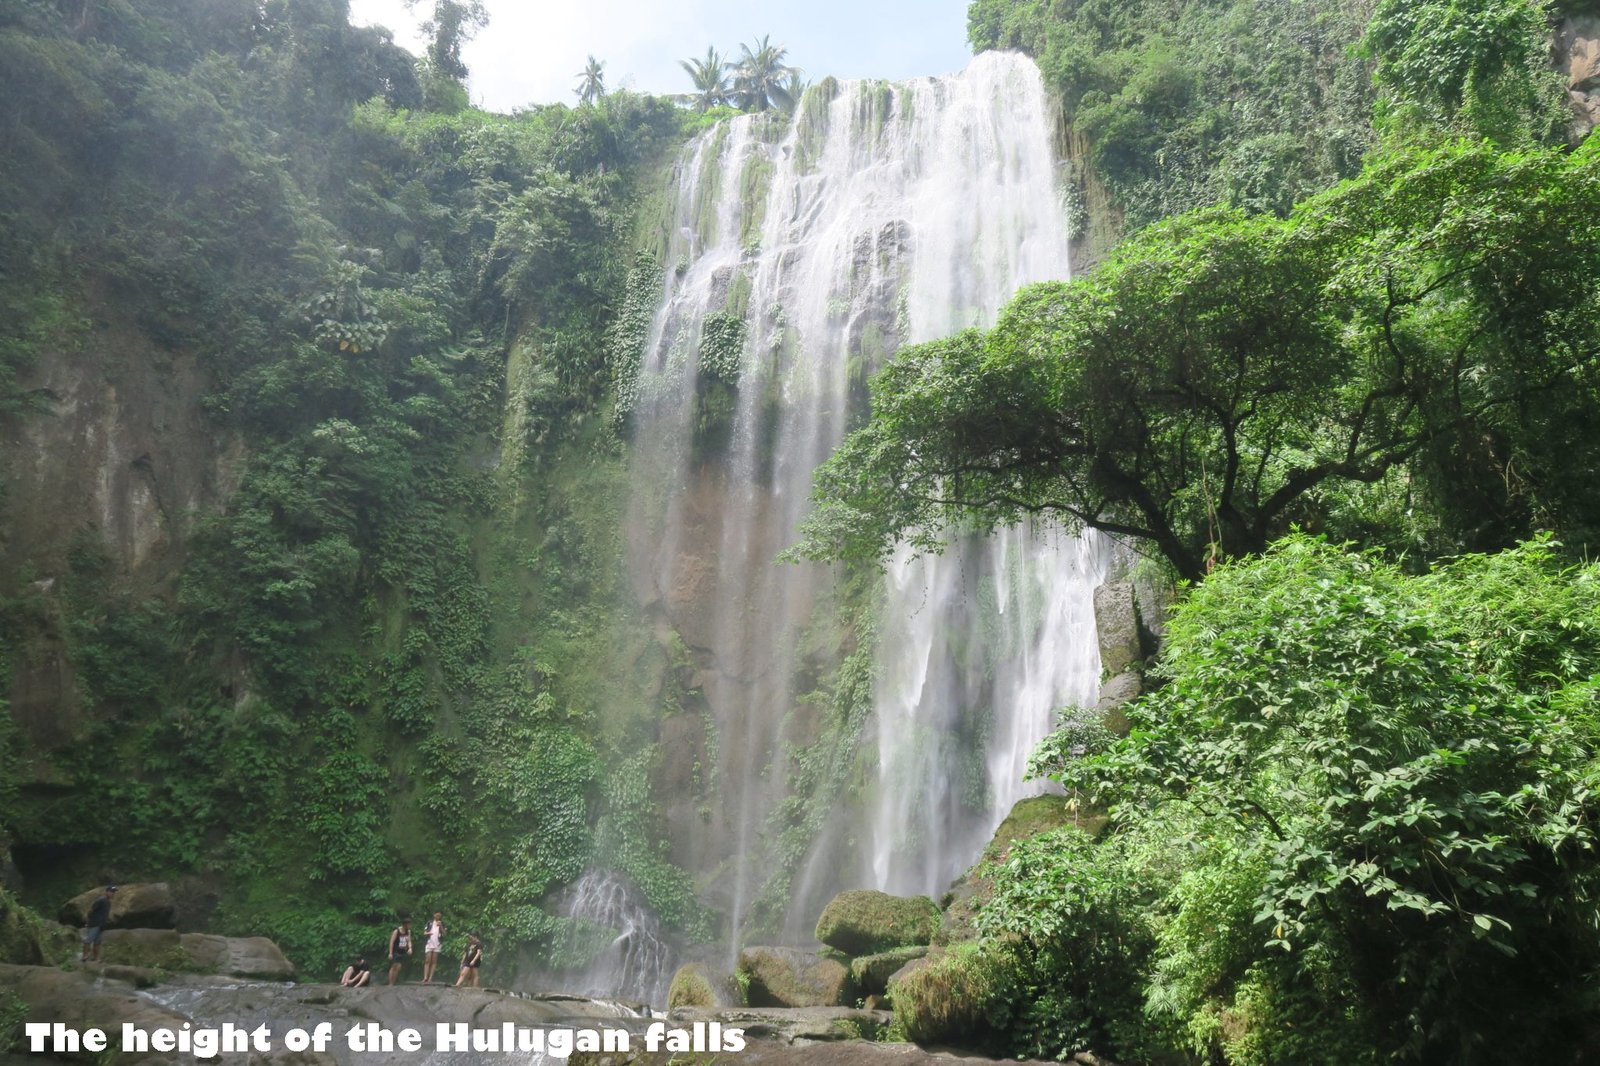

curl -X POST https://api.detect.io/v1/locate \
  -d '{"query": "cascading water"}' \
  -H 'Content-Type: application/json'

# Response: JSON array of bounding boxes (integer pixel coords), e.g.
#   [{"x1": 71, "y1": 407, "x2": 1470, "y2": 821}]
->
[
  {"x1": 622, "y1": 51, "x2": 1105, "y2": 958},
  {"x1": 549, "y1": 870, "x2": 672, "y2": 1005}
]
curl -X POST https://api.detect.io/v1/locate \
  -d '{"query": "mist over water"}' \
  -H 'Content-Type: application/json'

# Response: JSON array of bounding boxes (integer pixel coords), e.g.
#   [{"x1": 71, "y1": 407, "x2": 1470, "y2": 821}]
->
[{"x1": 624, "y1": 51, "x2": 1103, "y2": 966}]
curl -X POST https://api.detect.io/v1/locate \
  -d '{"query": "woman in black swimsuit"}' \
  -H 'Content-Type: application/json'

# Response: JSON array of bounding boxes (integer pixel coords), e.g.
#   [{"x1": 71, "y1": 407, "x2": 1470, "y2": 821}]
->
[{"x1": 454, "y1": 932, "x2": 483, "y2": 988}]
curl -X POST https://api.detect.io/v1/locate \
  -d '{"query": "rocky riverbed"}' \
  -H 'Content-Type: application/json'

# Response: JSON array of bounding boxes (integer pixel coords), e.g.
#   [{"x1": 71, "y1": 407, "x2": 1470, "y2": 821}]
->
[{"x1": 0, "y1": 964, "x2": 1076, "y2": 1065}]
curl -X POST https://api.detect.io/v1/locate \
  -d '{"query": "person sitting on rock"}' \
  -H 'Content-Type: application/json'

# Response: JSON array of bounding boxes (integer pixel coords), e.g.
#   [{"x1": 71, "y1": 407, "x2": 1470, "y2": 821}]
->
[
  {"x1": 387, "y1": 919, "x2": 413, "y2": 985},
  {"x1": 79, "y1": 885, "x2": 116, "y2": 963},
  {"x1": 454, "y1": 932, "x2": 482, "y2": 989},
  {"x1": 341, "y1": 955, "x2": 371, "y2": 987}
]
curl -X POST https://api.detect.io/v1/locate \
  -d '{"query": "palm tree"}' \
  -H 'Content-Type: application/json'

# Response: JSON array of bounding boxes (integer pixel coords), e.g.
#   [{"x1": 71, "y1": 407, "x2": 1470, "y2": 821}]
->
[
  {"x1": 733, "y1": 35, "x2": 797, "y2": 112},
  {"x1": 774, "y1": 70, "x2": 809, "y2": 114},
  {"x1": 679, "y1": 46, "x2": 731, "y2": 111},
  {"x1": 574, "y1": 55, "x2": 605, "y2": 106}
]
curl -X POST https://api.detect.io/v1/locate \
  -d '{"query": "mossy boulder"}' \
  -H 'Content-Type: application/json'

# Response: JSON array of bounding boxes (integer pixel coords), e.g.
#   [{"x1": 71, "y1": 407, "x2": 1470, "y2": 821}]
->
[
  {"x1": 736, "y1": 946, "x2": 852, "y2": 1008},
  {"x1": 179, "y1": 933, "x2": 295, "y2": 979},
  {"x1": 886, "y1": 943, "x2": 1009, "y2": 1048},
  {"x1": 813, "y1": 890, "x2": 939, "y2": 955},
  {"x1": 937, "y1": 795, "x2": 1100, "y2": 947},
  {"x1": 847, "y1": 945, "x2": 927, "y2": 997},
  {"x1": 0, "y1": 886, "x2": 44, "y2": 965},
  {"x1": 667, "y1": 961, "x2": 738, "y2": 1008},
  {"x1": 100, "y1": 928, "x2": 187, "y2": 969},
  {"x1": 983, "y1": 795, "x2": 1077, "y2": 861}
]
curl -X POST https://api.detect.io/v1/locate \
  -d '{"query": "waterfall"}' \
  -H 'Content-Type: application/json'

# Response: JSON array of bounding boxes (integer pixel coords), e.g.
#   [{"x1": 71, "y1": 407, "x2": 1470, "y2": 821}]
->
[
  {"x1": 551, "y1": 870, "x2": 672, "y2": 1005},
  {"x1": 623, "y1": 51, "x2": 1102, "y2": 954}
]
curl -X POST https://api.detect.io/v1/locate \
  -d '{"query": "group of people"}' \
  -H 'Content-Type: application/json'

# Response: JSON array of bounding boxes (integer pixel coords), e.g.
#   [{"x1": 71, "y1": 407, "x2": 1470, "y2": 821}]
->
[{"x1": 340, "y1": 913, "x2": 484, "y2": 989}]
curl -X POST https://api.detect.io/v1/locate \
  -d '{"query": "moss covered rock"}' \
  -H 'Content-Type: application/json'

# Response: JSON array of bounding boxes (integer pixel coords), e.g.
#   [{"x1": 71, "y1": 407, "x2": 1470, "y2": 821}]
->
[
  {"x1": 847, "y1": 946, "x2": 927, "y2": 997},
  {"x1": 813, "y1": 890, "x2": 939, "y2": 956},
  {"x1": 100, "y1": 928, "x2": 186, "y2": 969},
  {"x1": 736, "y1": 946, "x2": 851, "y2": 1008},
  {"x1": 885, "y1": 943, "x2": 1009, "y2": 1047},
  {"x1": 936, "y1": 795, "x2": 1101, "y2": 946},
  {"x1": 667, "y1": 961, "x2": 737, "y2": 1008},
  {"x1": 0, "y1": 887, "x2": 44, "y2": 965}
]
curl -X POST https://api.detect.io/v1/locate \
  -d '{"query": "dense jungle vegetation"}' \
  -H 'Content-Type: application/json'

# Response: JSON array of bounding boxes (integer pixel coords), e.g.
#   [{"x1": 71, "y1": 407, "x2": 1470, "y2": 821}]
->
[
  {"x1": 0, "y1": 0, "x2": 1597, "y2": 1060},
  {"x1": 0, "y1": 0, "x2": 713, "y2": 977}
]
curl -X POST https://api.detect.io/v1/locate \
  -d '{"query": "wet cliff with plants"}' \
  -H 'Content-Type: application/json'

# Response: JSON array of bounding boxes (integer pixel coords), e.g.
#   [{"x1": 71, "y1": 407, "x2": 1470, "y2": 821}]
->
[{"x1": 0, "y1": 0, "x2": 713, "y2": 980}]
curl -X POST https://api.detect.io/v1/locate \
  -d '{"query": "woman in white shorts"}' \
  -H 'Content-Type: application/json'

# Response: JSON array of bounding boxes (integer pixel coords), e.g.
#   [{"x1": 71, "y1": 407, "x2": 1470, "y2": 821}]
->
[{"x1": 421, "y1": 912, "x2": 445, "y2": 984}]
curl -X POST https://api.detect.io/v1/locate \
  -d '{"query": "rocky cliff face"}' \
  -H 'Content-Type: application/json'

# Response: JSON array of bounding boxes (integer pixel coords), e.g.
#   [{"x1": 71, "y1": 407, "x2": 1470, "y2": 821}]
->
[
  {"x1": 0, "y1": 284, "x2": 234, "y2": 760},
  {"x1": 1559, "y1": 15, "x2": 1600, "y2": 141}
]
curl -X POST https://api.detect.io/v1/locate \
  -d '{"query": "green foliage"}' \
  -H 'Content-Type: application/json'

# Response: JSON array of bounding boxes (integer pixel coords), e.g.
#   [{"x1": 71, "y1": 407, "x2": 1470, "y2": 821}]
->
[
  {"x1": 696, "y1": 311, "x2": 746, "y2": 386},
  {"x1": 797, "y1": 140, "x2": 1600, "y2": 580},
  {"x1": 885, "y1": 942, "x2": 1018, "y2": 1049},
  {"x1": 0, "y1": 989, "x2": 27, "y2": 1054},
  {"x1": 969, "y1": 0, "x2": 1377, "y2": 228},
  {"x1": 1365, "y1": 0, "x2": 1568, "y2": 144},
  {"x1": 1009, "y1": 536, "x2": 1600, "y2": 1062},
  {"x1": 0, "y1": 0, "x2": 703, "y2": 978}
]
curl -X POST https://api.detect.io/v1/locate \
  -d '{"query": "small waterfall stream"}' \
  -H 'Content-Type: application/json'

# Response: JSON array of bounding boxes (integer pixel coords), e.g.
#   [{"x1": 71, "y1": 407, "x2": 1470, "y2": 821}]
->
[
  {"x1": 551, "y1": 870, "x2": 672, "y2": 1005},
  {"x1": 622, "y1": 51, "x2": 1102, "y2": 961}
]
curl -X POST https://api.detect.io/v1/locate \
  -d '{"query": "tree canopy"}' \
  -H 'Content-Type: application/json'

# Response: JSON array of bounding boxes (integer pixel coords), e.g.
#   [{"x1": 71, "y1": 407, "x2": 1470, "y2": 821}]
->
[{"x1": 795, "y1": 140, "x2": 1600, "y2": 581}]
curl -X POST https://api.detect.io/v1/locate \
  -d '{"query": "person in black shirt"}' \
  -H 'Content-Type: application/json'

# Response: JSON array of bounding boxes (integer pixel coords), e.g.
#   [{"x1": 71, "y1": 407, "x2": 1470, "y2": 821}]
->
[
  {"x1": 340, "y1": 955, "x2": 371, "y2": 987},
  {"x1": 454, "y1": 932, "x2": 482, "y2": 988},
  {"x1": 386, "y1": 919, "x2": 413, "y2": 985},
  {"x1": 80, "y1": 885, "x2": 116, "y2": 963}
]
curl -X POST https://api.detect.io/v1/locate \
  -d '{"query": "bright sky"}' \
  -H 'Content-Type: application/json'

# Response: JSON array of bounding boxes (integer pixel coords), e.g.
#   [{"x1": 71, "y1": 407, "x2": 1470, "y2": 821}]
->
[{"x1": 346, "y1": 0, "x2": 976, "y2": 113}]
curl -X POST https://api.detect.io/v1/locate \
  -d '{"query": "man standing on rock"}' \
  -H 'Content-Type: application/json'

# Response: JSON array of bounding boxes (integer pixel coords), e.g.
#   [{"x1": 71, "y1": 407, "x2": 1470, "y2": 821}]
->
[
  {"x1": 387, "y1": 918, "x2": 413, "y2": 985},
  {"x1": 80, "y1": 885, "x2": 115, "y2": 963}
]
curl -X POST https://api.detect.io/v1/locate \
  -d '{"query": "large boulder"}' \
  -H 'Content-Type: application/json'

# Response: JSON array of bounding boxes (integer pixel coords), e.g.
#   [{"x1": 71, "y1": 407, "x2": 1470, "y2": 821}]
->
[
  {"x1": 1093, "y1": 580, "x2": 1144, "y2": 676},
  {"x1": 97, "y1": 930, "x2": 294, "y2": 977},
  {"x1": 667, "y1": 961, "x2": 738, "y2": 1008},
  {"x1": 813, "y1": 890, "x2": 939, "y2": 956},
  {"x1": 60, "y1": 882, "x2": 176, "y2": 929},
  {"x1": 937, "y1": 796, "x2": 1094, "y2": 946},
  {"x1": 847, "y1": 946, "x2": 927, "y2": 997},
  {"x1": 179, "y1": 934, "x2": 294, "y2": 979},
  {"x1": 100, "y1": 928, "x2": 185, "y2": 969},
  {"x1": 885, "y1": 943, "x2": 1008, "y2": 1048},
  {"x1": 737, "y1": 947, "x2": 851, "y2": 1008}
]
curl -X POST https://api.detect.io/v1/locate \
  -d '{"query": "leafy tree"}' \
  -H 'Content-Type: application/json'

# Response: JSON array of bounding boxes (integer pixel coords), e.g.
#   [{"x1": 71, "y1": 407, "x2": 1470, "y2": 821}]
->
[
  {"x1": 678, "y1": 46, "x2": 731, "y2": 111},
  {"x1": 574, "y1": 54, "x2": 605, "y2": 106},
  {"x1": 1011, "y1": 535, "x2": 1600, "y2": 1062},
  {"x1": 409, "y1": 0, "x2": 487, "y2": 84},
  {"x1": 1364, "y1": 0, "x2": 1568, "y2": 144},
  {"x1": 733, "y1": 35, "x2": 798, "y2": 111},
  {"x1": 795, "y1": 141, "x2": 1600, "y2": 581}
]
